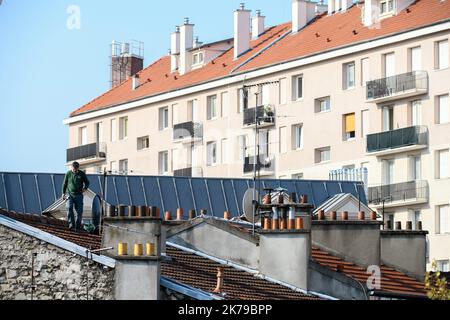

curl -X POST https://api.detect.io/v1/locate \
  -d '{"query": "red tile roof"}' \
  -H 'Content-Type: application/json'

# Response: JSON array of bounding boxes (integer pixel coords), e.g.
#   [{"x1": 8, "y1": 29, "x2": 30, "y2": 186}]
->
[
  {"x1": 163, "y1": 246, "x2": 319, "y2": 300},
  {"x1": 70, "y1": 0, "x2": 450, "y2": 117},
  {"x1": 311, "y1": 247, "x2": 427, "y2": 297},
  {"x1": 0, "y1": 210, "x2": 102, "y2": 250}
]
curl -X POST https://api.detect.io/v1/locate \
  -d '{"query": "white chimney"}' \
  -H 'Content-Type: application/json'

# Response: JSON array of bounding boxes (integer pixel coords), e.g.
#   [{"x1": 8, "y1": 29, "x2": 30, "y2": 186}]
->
[
  {"x1": 180, "y1": 18, "x2": 194, "y2": 75},
  {"x1": 316, "y1": 3, "x2": 328, "y2": 14},
  {"x1": 252, "y1": 10, "x2": 265, "y2": 39},
  {"x1": 292, "y1": 0, "x2": 316, "y2": 34},
  {"x1": 132, "y1": 74, "x2": 140, "y2": 90},
  {"x1": 363, "y1": 0, "x2": 380, "y2": 27},
  {"x1": 170, "y1": 26, "x2": 180, "y2": 73},
  {"x1": 328, "y1": 0, "x2": 335, "y2": 14},
  {"x1": 342, "y1": 0, "x2": 353, "y2": 11},
  {"x1": 234, "y1": 3, "x2": 251, "y2": 59}
]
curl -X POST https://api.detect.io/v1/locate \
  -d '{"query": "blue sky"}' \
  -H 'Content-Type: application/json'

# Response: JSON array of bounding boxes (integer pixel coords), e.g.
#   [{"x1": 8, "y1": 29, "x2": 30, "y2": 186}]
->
[{"x1": 0, "y1": 0, "x2": 293, "y2": 173}]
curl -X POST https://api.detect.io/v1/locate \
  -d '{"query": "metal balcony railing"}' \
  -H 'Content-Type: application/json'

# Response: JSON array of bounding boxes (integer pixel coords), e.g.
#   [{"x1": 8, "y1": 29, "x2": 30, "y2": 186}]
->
[
  {"x1": 173, "y1": 121, "x2": 203, "y2": 140},
  {"x1": 244, "y1": 154, "x2": 274, "y2": 173},
  {"x1": 368, "y1": 180, "x2": 429, "y2": 205},
  {"x1": 366, "y1": 125, "x2": 428, "y2": 153},
  {"x1": 366, "y1": 71, "x2": 428, "y2": 101},
  {"x1": 66, "y1": 142, "x2": 106, "y2": 163},
  {"x1": 243, "y1": 105, "x2": 275, "y2": 126},
  {"x1": 173, "y1": 167, "x2": 193, "y2": 177}
]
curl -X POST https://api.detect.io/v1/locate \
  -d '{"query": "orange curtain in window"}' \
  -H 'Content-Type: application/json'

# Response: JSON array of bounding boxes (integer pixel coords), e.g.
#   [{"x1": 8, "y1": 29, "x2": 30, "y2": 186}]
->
[{"x1": 345, "y1": 114, "x2": 356, "y2": 133}]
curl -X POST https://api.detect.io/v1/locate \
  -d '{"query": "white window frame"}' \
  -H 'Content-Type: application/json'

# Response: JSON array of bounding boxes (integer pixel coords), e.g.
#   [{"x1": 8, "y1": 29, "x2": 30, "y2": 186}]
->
[
  {"x1": 119, "y1": 116, "x2": 128, "y2": 140},
  {"x1": 292, "y1": 75, "x2": 303, "y2": 101},
  {"x1": 110, "y1": 119, "x2": 117, "y2": 142},
  {"x1": 437, "y1": 260, "x2": 450, "y2": 272},
  {"x1": 192, "y1": 51, "x2": 204, "y2": 66},
  {"x1": 437, "y1": 204, "x2": 450, "y2": 234},
  {"x1": 436, "y1": 40, "x2": 449, "y2": 70},
  {"x1": 316, "y1": 147, "x2": 331, "y2": 164},
  {"x1": 315, "y1": 96, "x2": 331, "y2": 113},
  {"x1": 437, "y1": 149, "x2": 450, "y2": 179},
  {"x1": 409, "y1": 155, "x2": 421, "y2": 181},
  {"x1": 137, "y1": 136, "x2": 150, "y2": 151},
  {"x1": 437, "y1": 94, "x2": 449, "y2": 124},
  {"x1": 409, "y1": 46, "x2": 422, "y2": 72},
  {"x1": 159, "y1": 151, "x2": 169, "y2": 175},
  {"x1": 159, "y1": 107, "x2": 169, "y2": 130},
  {"x1": 119, "y1": 159, "x2": 128, "y2": 175},
  {"x1": 293, "y1": 124, "x2": 304, "y2": 150},
  {"x1": 79, "y1": 126, "x2": 88, "y2": 146},
  {"x1": 380, "y1": 0, "x2": 395, "y2": 15},
  {"x1": 343, "y1": 62, "x2": 355, "y2": 90},
  {"x1": 207, "y1": 95, "x2": 218, "y2": 120},
  {"x1": 361, "y1": 58, "x2": 370, "y2": 86},
  {"x1": 207, "y1": 141, "x2": 217, "y2": 166}
]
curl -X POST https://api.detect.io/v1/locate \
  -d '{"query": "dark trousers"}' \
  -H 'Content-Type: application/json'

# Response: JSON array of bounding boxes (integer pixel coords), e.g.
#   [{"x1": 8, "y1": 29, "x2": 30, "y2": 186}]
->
[{"x1": 66, "y1": 194, "x2": 84, "y2": 230}]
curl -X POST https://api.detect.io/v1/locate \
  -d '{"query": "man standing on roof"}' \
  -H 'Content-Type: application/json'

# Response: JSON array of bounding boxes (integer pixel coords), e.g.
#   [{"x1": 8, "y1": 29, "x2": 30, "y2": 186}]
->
[{"x1": 62, "y1": 162, "x2": 90, "y2": 231}]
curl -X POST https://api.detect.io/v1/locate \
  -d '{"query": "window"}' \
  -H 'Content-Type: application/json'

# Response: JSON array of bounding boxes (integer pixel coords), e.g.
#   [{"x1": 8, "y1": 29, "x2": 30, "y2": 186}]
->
[
  {"x1": 95, "y1": 122, "x2": 104, "y2": 144},
  {"x1": 409, "y1": 47, "x2": 422, "y2": 72},
  {"x1": 292, "y1": 173, "x2": 304, "y2": 179},
  {"x1": 207, "y1": 95, "x2": 217, "y2": 120},
  {"x1": 261, "y1": 85, "x2": 270, "y2": 105},
  {"x1": 437, "y1": 94, "x2": 449, "y2": 124},
  {"x1": 279, "y1": 78, "x2": 287, "y2": 105},
  {"x1": 279, "y1": 127, "x2": 287, "y2": 154},
  {"x1": 119, "y1": 117, "x2": 128, "y2": 140},
  {"x1": 259, "y1": 130, "x2": 269, "y2": 156},
  {"x1": 159, "y1": 107, "x2": 169, "y2": 130},
  {"x1": 411, "y1": 100, "x2": 422, "y2": 126},
  {"x1": 384, "y1": 52, "x2": 396, "y2": 77},
  {"x1": 437, "y1": 205, "x2": 450, "y2": 234},
  {"x1": 238, "y1": 88, "x2": 248, "y2": 113},
  {"x1": 383, "y1": 159, "x2": 395, "y2": 185},
  {"x1": 207, "y1": 142, "x2": 217, "y2": 166},
  {"x1": 344, "y1": 113, "x2": 356, "y2": 140},
  {"x1": 315, "y1": 147, "x2": 330, "y2": 164},
  {"x1": 437, "y1": 260, "x2": 450, "y2": 272},
  {"x1": 137, "y1": 136, "x2": 150, "y2": 151},
  {"x1": 382, "y1": 106, "x2": 394, "y2": 131},
  {"x1": 221, "y1": 92, "x2": 229, "y2": 118},
  {"x1": 119, "y1": 159, "x2": 128, "y2": 175},
  {"x1": 188, "y1": 100, "x2": 199, "y2": 121},
  {"x1": 238, "y1": 135, "x2": 247, "y2": 160},
  {"x1": 380, "y1": 0, "x2": 394, "y2": 14},
  {"x1": 436, "y1": 40, "x2": 449, "y2": 70},
  {"x1": 315, "y1": 97, "x2": 331, "y2": 113},
  {"x1": 409, "y1": 155, "x2": 421, "y2": 180},
  {"x1": 437, "y1": 149, "x2": 450, "y2": 179},
  {"x1": 111, "y1": 119, "x2": 117, "y2": 142},
  {"x1": 343, "y1": 62, "x2": 355, "y2": 89},
  {"x1": 159, "y1": 151, "x2": 169, "y2": 175},
  {"x1": 79, "y1": 126, "x2": 88, "y2": 146},
  {"x1": 192, "y1": 52, "x2": 204, "y2": 66},
  {"x1": 292, "y1": 124, "x2": 303, "y2": 150},
  {"x1": 361, "y1": 58, "x2": 370, "y2": 86},
  {"x1": 292, "y1": 75, "x2": 303, "y2": 100},
  {"x1": 361, "y1": 110, "x2": 370, "y2": 138}
]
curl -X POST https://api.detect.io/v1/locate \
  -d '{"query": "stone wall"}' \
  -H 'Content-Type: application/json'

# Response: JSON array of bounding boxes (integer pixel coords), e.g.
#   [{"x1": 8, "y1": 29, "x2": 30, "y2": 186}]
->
[{"x1": 0, "y1": 225, "x2": 115, "y2": 300}]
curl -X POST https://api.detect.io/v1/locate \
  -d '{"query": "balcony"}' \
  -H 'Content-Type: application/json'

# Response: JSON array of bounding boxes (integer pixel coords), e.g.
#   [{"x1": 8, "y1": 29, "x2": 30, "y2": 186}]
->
[
  {"x1": 243, "y1": 154, "x2": 275, "y2": 177},
  {"x1": 366, "y1": 71, "x2": 428, "y2": 103},
  {"x1": 66, "y1": 142, "x2": 106, "y2": 165},
  {"x1": 173, "y1": 121, "x2": 203, "y2": 144},
  {"x1": 368, "y1": 180, "x2": 429, "y2": 209},
  {"x1": 366, "y1": 126, "x2": 428, "y2": 156},
  {"x1": 173, "y1": 167, "x2": 203, "y2": 178},
  {"x1": 243, "y1": 105, "x2": 275, "y2": 129}
]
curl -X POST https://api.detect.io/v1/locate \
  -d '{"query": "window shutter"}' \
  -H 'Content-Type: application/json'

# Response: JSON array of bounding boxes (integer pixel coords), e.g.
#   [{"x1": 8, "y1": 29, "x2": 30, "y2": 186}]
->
[{"x1": 345, "y1": 114, "x2": 356, "y2": 133}]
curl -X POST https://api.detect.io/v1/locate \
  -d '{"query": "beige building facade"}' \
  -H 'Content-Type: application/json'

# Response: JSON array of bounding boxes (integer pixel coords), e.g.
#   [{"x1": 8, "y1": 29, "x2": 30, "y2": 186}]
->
[{"x1": 64, "y1": 0, "x2": 450, "y2": 270}]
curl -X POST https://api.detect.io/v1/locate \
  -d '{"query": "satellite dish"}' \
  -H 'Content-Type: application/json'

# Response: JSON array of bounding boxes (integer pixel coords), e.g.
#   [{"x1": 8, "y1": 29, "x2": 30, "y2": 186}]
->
[{"x1": 242, "y1": 188, "x2": 260, "y2": 224}]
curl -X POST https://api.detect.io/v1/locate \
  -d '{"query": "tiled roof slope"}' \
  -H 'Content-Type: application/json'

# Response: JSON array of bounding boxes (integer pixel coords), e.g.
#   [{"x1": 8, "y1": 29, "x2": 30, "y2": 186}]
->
[
  {"x1": 312, "y1": 247, "x2": 427, "y2": 297},
  {"x1": 0, "y1": 210, "x2": 102, "y2": 250},
  {"x1": 70, "y1": 0, "x2": 450, "y2": 117},
  {"x1": 163, "y1": 246, "x2": 319, "y2": 300}
]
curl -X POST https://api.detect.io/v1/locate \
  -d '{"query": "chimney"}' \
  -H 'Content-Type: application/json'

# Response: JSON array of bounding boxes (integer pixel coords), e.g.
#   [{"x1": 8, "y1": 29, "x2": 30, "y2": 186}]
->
[
  {"x1": 342, "y1": 0, "x2": 353, "y2": 11},
  {"x1": 132, "y1": 74, "x2": 140, "y2": 90},
  {"x1": 102, "y1": 215, "x2": 163, "y2": 300},
  {"x1": 234, "y1": 3, "x2": 251, "y2": 59},
  {"x1": 110, "y1": 40, "x2": 144, "y2": 88},
  {"x1": 328, "y1": 0, "x2": 335, "y2": 14},
  {"x1": 292, "y1": 0, "x2": 316, "y2": 34},
  {"x1": 179, "y1": 18, "x2": 194, "y2": 75},
  {"x1": 213, "y1": 267, "x2": 225, "y2": 293},
  {"x1": 363, "y1": 0, "x2": 380, "y2": 27},
  {"x1": 170, "y1": 26, "x2": 180, "y2": 73},
  {"x1": 252, "y1": 10, "x2": 265, "y2": 39}
]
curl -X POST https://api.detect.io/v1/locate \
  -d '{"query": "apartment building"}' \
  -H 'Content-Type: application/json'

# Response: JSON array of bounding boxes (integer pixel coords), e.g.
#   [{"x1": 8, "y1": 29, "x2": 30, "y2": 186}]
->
[{"x1": 64, "y1": 0, "x2": 450, "y2": 270}]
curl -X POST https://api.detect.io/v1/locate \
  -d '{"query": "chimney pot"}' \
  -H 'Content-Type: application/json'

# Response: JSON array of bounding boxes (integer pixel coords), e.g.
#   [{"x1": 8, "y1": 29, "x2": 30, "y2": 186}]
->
[
  {"x1": 370, "y1": 211, "x2": 377, "y2": 221},
  {"x1": 138, "y1": 206, "x2": 146, "y2": 217},
  {"x1": 134, "y1": 244, "x2": 144, "y2": 257},
  {"x1": 406, "y1": 221, "x2": 413, "y2": 231},
  {"x1": 155, "y1": 207, "x2": 161, "y2": 219},
  {"x1": 189, "y1": 209, "x2": 196, "y2": 220},
  {"x1": 213, "y1": 267, "x2": 225, "y2": 293},
  {"x1": 263, "y1": 194, "x2": 271, "y2": 205},
  {"x1": 107, "y1": 205, "x2": 116, "y2": 217},
  {"x1": 288, "y1": 219, "x2": 295, "y2": 230},
  {"x1": 118, "y1": 243, "x2": 128, "y2": 256},
  {"x1": 330, "y1": 211, "x2": 337, "y2": 221},
  {"x1": 224, "y1": 211, "x2": 232, "y2": 220},
  {"x1": 263, "y1": 217, "x2": 271, "y2": 231},
  {"x1": 165, "y1": 211, "x2": 172, "y2": 221},
  {"x1": 395, "y1": 221, "x2": 402, "y2": 230},
  {"x1": 318, "y1": 210, "x2": 326, "y2": 221},
  {"x1": 118, "y1": 205, "x2": 126, "y2": 217},
  {"x1": 358, "y1": 211, "x2": 365, "y2": 221},
  {"x1": 176, "y1": 208, "x2": 184, "y2": 221},
  {"x1": 295, "y1": 217, "x2": 304, "y2": 230},
  {"x1": 200, "y1": 209, "x2": 207, "y2": 216},
  {"x1": 129, "y1": 205, "x2": 137, "y2": 217},
  {"x1": 300, "y1": 195, "x2": 308, "y2": 204},
  {"x1": 341, "y1": 211, "x2": 349, "y2": 221},
  {"x1": 385, "y1": 220, "x2": 393, "y2": 230},
  {"x1": 417, "y1": 221, "x2": 423, "y2": 231},
  {"x1": 146, "y1": 243, "x2": 156, "y2": 256},
  {"x1": 272, "y1": 218, "x2": 280, "y2": 230}
]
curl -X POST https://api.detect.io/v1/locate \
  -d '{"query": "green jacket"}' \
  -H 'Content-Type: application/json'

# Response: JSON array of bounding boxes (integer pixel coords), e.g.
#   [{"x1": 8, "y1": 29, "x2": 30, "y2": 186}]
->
[{"x1": 62, "y1": 170, "x2": 90, "y2": 196}]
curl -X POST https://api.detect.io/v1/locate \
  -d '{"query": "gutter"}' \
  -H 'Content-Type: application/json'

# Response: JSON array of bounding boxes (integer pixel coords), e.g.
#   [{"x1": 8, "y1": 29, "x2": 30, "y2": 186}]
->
[
  {"x1": 167, "y1": 241, "x2": 338, "y2": 300},
  {"x1": 369, "y1": 290, "x2": 428, "y2": 300}
]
